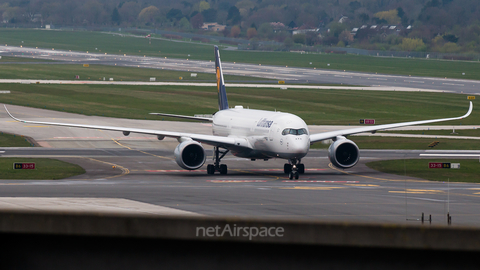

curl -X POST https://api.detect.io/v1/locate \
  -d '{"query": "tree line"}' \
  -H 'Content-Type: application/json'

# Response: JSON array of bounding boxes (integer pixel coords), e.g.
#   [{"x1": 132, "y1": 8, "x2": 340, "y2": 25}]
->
[{"x1": 1, "y1": 0, "x2": 479, "y2": 53}]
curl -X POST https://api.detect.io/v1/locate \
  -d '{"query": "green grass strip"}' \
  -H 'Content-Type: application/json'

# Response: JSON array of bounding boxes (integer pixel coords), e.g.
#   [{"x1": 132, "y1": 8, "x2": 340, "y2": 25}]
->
[
  {"x1": 0, "y1": 158, "x2": 85, "y2": 180},
  {"x1": 0, "y1": 84, "x2": 476, "y2": 125},
  {"x1": 379, "y1": 129, "x2": 480, "y2": 137},
  {"x1": 367, "y1": 159, "x2": 480, "y2": 183},
  {"x1": 0, "y1": 63, "x2": 258, "y2": 81},
  {"x1": 0, "y1": 133, "x2": 34, "y2": 147},
  {"x1": 0, "y1": 29, "x2": 480, "y2": 80}
]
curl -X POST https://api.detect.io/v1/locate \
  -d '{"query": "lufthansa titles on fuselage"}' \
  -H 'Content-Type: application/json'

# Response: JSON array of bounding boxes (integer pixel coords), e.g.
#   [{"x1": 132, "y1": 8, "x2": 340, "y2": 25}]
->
[{"x1": 257, "y1": 118, "x2": 274, "y2": 128}]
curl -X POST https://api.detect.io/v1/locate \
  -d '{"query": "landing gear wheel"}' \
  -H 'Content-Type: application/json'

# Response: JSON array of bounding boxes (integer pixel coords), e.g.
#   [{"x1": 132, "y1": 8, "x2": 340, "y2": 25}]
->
[
  {"x1": 285, "y1": 159, "x2": 302, "y2": 180},
  {"x1": 219, "y1": 164, "x2": 228, "y2": 175},
  {"x1": 207, "y1": 164, "x2": 215, "y2": 175},
  {"x1": 284, "y1": 164, "x2": 292, "y2": 174},
  {"x1": 298, "y1": 164, "x2": 305, "y2": 174},
  {"x1": 206, "y1": 147, "x2": 230, "y2": 175}
]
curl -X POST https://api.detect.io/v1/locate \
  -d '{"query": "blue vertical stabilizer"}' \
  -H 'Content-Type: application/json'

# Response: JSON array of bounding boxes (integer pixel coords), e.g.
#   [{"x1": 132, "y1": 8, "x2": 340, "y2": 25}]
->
[{"x1": 215, "y1": 46, "x2": 229, "y2": 111}]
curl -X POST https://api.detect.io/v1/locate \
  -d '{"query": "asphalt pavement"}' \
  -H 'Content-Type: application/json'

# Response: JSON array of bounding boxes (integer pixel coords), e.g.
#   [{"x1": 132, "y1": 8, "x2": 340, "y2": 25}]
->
[
  {"x1": 0, "y1": 46, "x2": 480, "y2": 226},
  {"x1": 0, "y1": 106, "x2": 480, "y2": 226}
]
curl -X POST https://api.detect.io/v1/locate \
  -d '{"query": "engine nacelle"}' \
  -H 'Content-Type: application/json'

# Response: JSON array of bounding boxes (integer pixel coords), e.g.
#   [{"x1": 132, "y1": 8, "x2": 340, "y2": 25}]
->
[
  {"x1": 328, "y1": 138, "x2": 360, "y2": 169},
  {"x1": 174, "y1": 140, "x2": 206, "y2": 170}
]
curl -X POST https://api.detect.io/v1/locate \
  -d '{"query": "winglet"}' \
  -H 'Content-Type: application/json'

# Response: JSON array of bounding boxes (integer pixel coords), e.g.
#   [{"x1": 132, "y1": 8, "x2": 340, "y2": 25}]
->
[
  {"x1": 215, "y1": 46, "x2": 229, "y2": 111},
  {"x1": 463, "y1": 101, "x2": 473, "y2": 119},
  {"x1": 4, "y1": 105, "x2": 24, "y2": 123}
]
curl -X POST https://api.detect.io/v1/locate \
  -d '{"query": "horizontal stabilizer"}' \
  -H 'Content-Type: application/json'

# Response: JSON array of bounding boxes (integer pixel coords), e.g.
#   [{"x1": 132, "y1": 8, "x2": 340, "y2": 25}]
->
[{"x1": 149, "y1": 112, "x2": 213, "y2": 122}]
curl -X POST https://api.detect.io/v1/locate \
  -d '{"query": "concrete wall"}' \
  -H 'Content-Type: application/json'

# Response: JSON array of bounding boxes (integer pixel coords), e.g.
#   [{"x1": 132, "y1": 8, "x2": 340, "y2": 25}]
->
[{"x1": 1, "y1": 210, "x2": 479, "y2": 269}]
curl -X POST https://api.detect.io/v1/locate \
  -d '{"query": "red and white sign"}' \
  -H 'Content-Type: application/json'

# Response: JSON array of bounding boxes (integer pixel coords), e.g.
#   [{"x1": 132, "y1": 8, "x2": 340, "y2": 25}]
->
[
  {"x1": 429, "y1": 162, "x2": 443, "y2": 168},
  {"x1": 429, "y1": 162, "x2": 450, "y2": 169},
  {"x1": 24, "y1": 163, "x2": 35, "y2": 169}
]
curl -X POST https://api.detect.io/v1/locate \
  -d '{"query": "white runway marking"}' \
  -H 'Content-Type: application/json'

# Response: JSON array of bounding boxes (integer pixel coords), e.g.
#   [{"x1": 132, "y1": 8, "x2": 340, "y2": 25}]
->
[
  {"x1": 404, "y1": 80, "x2": 424, "y2": 83},
  {"x1": 0, "y1": 197, "x2": 202, "y2": 216},
  {"x1": 420, "y1": 154, "x2": 480, "y2": 157},
  {"x1": 443, "y1": 83, "x2": 464, "y2": 86}
]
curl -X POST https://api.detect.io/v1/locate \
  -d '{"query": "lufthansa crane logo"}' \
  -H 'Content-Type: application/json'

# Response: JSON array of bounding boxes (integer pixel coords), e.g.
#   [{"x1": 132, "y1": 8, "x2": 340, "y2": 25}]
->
[{"x1": 216, "y1": 67, "x2": 220, "y2": 93}]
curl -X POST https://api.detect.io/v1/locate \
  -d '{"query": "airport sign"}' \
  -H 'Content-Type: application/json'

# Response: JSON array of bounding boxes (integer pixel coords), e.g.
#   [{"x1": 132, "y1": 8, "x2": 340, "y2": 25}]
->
[
  {"x1": 429, "y1": 162, "x2": 450, "y2": 168},
  {"x1": 13, "y1": 163, "x2": 36, "y2": 170},
  {"x1": 468, "y1": 96, "x2": 475, "y2": 100},
  {"x1": 359, "y1": 119, "x2": 375, "y2": 124},
  {"x1": 429, "y1": 162, "x2": 460, "y2": 169}
]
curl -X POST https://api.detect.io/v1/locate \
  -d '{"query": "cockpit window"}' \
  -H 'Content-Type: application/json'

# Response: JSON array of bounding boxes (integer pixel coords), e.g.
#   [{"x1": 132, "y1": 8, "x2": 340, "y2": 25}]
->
[
  {"x1": 282, "y1": 128, "x2": 308, "y2": 136},
  {"x1": 297, "y1": 128, "x2": 307, "y2": 135}
]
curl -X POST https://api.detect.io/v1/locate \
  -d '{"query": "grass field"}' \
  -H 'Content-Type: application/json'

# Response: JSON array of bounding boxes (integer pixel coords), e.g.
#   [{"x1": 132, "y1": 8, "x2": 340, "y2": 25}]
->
[
  {"x1": 0, "y1": 29, "x2": 215, "y2": 60},
  {"x1": 0, "y1": 158, "x2": 85, "y2": 180},
  {"x1": 0, "y1": 29, "x2": 480, "y2": 80},
  {"x1": 0, "y1": 84, "x2": 476, "y2": 125},
  {"x1": 380, "y1": 129, "x2": 480, "y2": 136},
  {"x1": 0, "y1": 63, "x2": 259, "y2": 81},
  {"x1": 0, "y1": 132, "x2": 34, "y2": 147},
  {"x1": 0, "y1": 56, "x2": 53, "y2": 62},
  {"x1": 367, "y1": 159, "x2": 480, "y2": 183}
]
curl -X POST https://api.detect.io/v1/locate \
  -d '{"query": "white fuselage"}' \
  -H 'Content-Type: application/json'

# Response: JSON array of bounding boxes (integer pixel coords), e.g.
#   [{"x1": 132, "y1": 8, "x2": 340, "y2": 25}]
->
[{"x1": 212, "y1": 106, "x2": 310, "y2": 160}]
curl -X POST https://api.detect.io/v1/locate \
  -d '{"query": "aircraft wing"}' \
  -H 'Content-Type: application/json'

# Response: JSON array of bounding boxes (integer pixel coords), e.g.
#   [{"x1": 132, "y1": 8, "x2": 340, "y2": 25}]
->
[
  {"x1": 4, "y1": 105, "x2": 236, "y2": 148},
  {"x1": 309, "y1": 101, "x2": 473, "y2": 143}
]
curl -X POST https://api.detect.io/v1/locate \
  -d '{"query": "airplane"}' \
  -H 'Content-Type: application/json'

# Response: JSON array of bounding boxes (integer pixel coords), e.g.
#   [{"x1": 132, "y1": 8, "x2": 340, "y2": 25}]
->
[{"x1": 4, "y1": 45, "x2": 473, "y2": 180}]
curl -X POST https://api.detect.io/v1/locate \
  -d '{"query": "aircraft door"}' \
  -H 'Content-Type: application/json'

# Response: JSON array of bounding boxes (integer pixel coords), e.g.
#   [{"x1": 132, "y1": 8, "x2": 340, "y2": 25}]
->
[{"x1": 269, "y1": 123, "x2": 277, "y2": 142}]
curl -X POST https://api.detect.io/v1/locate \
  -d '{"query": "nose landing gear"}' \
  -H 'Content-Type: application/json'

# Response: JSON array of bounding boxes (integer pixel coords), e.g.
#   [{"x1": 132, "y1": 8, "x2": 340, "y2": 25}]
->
[{"x1": 284, "y1": 159, "x2": 304, "y2": 180}]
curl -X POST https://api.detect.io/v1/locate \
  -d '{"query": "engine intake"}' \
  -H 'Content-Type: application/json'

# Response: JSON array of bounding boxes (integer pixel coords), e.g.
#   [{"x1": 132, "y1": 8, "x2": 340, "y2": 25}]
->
[
  {"x1": 174, "y1": 141, "x2": 206, "y2": 170},
  {"x1": 328, "y1": 138, "x2": 359, "y2": 169}
]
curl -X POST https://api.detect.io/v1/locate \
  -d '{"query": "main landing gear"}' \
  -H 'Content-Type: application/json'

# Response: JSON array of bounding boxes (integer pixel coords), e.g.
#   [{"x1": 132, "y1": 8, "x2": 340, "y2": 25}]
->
[
  {"x1": 284, "y1": 159, "x2": 305, "y2": 180},
  {"x1": 207, "y1": 147, "x2": 230, "y2": 175}
]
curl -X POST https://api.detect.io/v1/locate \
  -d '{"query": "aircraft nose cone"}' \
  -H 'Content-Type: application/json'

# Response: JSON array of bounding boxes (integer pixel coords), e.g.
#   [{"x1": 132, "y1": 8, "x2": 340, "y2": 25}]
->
[{"x1": 290, "y1": 137, "x2": 310, "y2": 156}]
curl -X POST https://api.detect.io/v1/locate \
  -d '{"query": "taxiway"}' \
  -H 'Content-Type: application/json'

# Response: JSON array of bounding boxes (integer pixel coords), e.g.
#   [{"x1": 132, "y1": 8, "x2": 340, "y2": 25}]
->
[{"x1": 1, "y1": 106, "x2": 480, "y2": 226}]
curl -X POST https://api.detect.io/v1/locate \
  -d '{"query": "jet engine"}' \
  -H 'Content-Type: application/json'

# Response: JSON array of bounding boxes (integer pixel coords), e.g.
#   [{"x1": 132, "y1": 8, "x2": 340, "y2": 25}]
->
[
  {"x1": 328, "y1": 137, "x2": 359, "y2": 169},
  {"x1": 174, "y1": 140, "x2": 206, "y2": 170}
]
